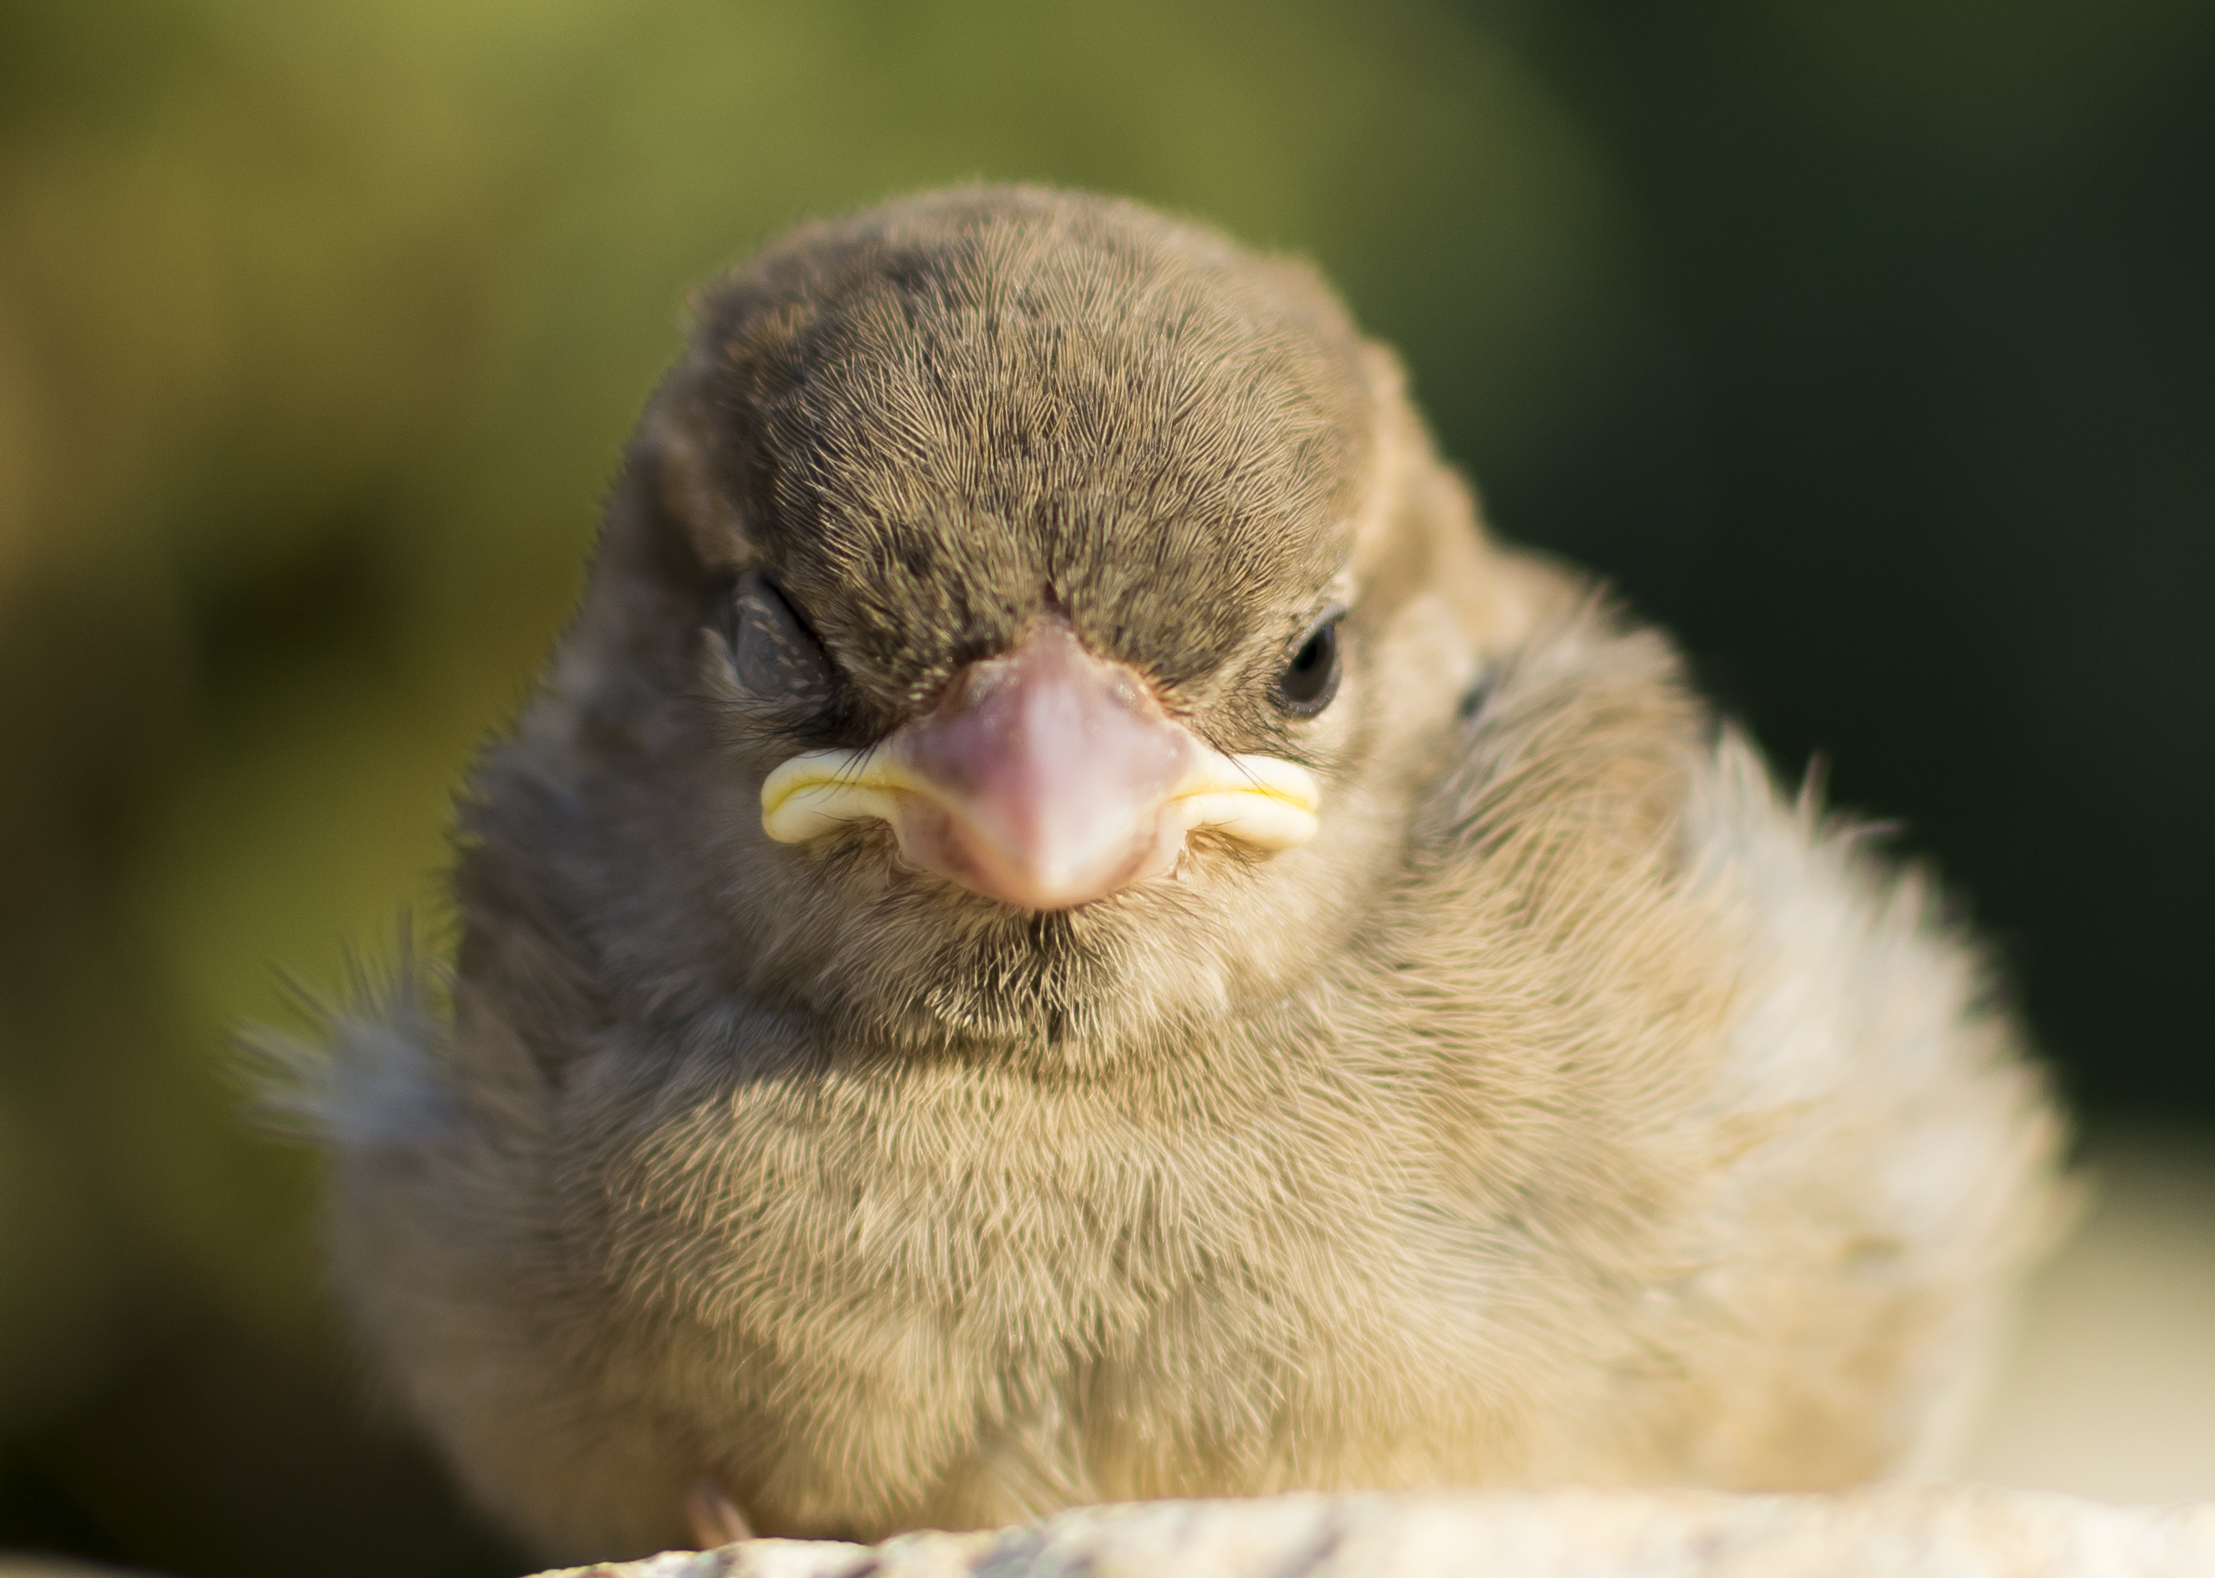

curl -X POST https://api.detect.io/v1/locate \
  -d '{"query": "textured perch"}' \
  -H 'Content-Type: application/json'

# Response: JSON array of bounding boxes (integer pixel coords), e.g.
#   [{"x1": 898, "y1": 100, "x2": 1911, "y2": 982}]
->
[{"x1": 540, "y1": 1487, "x2": 2215, "y2": 1578}]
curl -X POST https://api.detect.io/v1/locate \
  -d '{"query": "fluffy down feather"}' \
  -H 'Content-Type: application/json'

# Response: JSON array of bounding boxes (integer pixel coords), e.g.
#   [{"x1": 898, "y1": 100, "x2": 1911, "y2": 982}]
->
[{"x1": 270, "y1": 187, "x2": 2061, "y2": 1562}]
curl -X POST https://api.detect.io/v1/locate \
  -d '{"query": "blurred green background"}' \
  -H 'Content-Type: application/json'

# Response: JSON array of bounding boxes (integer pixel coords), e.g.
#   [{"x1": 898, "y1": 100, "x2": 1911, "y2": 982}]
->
[{"x1": 0, "y1": 1, "x2": 2209, "y2": 1574}]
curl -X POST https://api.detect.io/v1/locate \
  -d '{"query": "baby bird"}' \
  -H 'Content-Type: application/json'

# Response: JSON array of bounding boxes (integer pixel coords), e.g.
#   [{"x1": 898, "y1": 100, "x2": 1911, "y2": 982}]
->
[{"x1": 283, "y1": 187, "x2": 2061, "y2": 1562}]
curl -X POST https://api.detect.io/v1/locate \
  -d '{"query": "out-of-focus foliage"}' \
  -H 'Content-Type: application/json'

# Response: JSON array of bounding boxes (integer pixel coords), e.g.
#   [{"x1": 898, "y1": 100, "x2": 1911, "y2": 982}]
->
[{"x1": 0, "y1": 1, "x2": 2207, "y2": 1574}]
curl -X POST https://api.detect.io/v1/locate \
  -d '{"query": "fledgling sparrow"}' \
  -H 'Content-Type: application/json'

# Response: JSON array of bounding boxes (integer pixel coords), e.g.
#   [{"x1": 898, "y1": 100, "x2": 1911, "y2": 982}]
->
[{"x1": 269, "y1": 186, "x2": 2061, "y2": 1562}]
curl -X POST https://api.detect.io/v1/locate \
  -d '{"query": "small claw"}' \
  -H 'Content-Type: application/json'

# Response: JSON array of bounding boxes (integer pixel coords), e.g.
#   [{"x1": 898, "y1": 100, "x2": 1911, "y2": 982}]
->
[{"x1": 686, "y1": 1474, "x2": 753, "y2": 1549}]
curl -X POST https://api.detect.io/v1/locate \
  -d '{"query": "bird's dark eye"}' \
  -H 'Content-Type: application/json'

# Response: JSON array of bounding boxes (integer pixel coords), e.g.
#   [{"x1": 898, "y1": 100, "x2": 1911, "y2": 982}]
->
[
  {"x1": 1274, "y1": 611, "x2": 1343, "y2": 717},
  {"x1": 726, "y1": 572, "x2": 833, "y2": 704}
]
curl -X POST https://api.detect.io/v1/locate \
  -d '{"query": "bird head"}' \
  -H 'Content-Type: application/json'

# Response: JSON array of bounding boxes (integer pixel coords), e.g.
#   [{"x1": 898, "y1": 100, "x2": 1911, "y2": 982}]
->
[{"x1": 484, "y1": 187, "x2": 1547, "y2": 1060}]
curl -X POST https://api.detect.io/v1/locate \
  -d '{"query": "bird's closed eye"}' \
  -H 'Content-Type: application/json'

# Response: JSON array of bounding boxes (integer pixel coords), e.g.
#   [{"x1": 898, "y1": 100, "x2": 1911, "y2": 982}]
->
[
  {"x1": 726, "y1": 572, "x2": 835, "y2": 705},
  {"x1": 1274, "y1": 609, "x2": 1344, "y2": 717}
]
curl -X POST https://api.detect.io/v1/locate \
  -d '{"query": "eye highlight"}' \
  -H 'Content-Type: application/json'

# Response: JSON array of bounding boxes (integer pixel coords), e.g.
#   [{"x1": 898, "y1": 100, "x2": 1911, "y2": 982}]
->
[
  {"x1": 727, "y1": 572, "x2": 834, "y2": 704},
  {"x1": 1274, "y1": 609, "x2": 1344, "y2": 717}
]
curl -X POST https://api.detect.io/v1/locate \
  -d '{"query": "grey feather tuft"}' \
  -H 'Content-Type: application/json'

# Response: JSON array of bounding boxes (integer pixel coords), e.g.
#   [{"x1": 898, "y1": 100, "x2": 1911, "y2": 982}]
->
[{"x1": 244, "y1": 929, "x2": 458, "y2": 1151}]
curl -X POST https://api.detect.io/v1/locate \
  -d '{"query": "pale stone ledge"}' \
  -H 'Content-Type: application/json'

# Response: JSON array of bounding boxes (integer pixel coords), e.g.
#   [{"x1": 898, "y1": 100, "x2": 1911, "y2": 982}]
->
[{"x1": 542, "y1": 1485, "x2": 2215, "y2": 1578}]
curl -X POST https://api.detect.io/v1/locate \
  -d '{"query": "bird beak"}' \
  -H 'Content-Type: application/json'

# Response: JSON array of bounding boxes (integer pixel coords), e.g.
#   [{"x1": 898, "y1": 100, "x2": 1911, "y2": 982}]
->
[{"x1": 759, "y1": 619, "x2": 1320, "y2": 910}]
